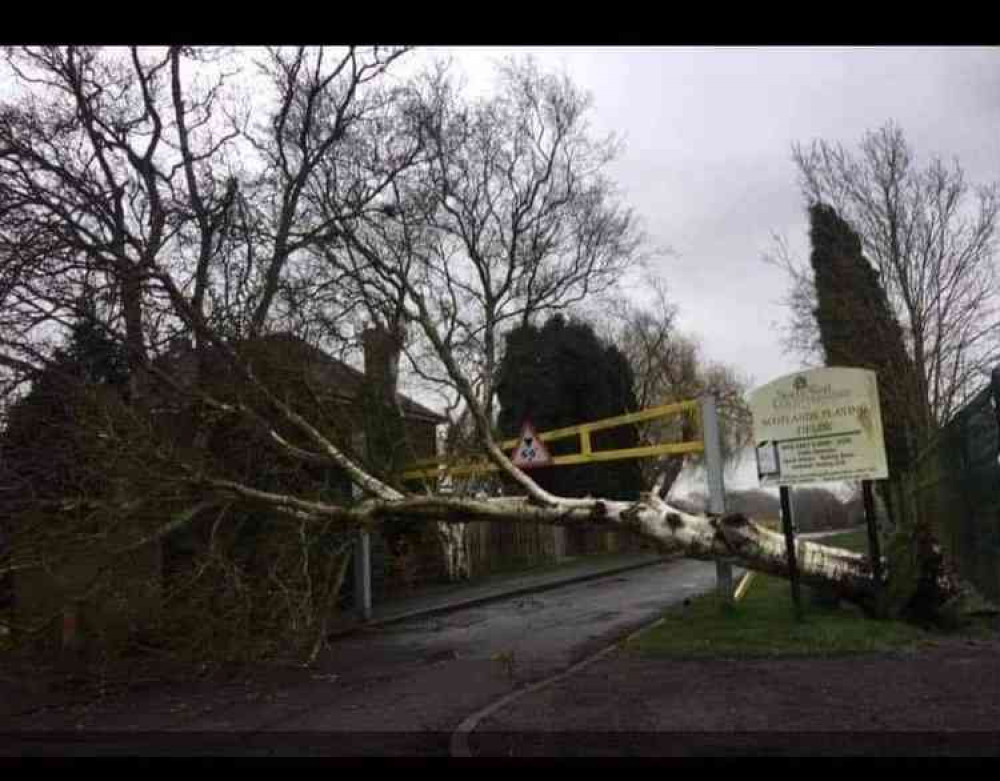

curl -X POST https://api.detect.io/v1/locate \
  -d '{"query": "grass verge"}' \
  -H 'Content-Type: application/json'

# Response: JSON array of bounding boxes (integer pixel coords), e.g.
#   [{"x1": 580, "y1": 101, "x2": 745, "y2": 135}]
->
[{"x1": 631, "y1": 527, "x2": 945, "y2": 659}]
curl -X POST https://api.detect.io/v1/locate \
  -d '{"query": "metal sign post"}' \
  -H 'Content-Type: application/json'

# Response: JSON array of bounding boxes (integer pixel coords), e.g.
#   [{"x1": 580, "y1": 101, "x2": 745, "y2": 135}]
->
[
  {"x1": 701, "y1": 395, "x2": 733, "y2": 604},
  {"x1": 779, "y1": 485, "x2": 803, "y2": 620},
  {"x1": 354, "y1": 528, "x2": 372, "y2": 622},
  {"x1": 351, "y1": 482, "x2": 372, "y2": 622},
  {"x1": 402, "y1": 400, "x2": 705, "y2": 481},
  {"x1": 862, "y1": 480, "x2": 883, "y2": 614}
]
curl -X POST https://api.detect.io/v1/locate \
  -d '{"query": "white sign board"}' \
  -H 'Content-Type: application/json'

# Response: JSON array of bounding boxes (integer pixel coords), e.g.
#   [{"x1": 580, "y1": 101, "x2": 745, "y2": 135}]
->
[
  {"x1": 511, "y1": 421, "x2": 552, "y2": 469},
  {"x1": 749, "y1": 367, "x2": 889, "y2": 486}
]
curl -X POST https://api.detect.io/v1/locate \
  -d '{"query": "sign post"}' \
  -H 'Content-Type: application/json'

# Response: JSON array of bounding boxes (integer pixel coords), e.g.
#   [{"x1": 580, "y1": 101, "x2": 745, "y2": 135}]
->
[
  {"x1": 354, "y1": 528, "x2": 372, "y2": 622},
  {"x1": 862, "y1": 480, "x2": 884, "y2": 612},
  {"x1": 701, "y1": 395, "x2": 734, "y2": 604},
  {"x1": 778, "y1": 485, "x2": 803, "y2": 620},
  {"x1": 750, "y1": 367, "x2": 890, "y2": 619},
  {"x1": 351, "y1": 482, "x2": 372, "y2": 622}
]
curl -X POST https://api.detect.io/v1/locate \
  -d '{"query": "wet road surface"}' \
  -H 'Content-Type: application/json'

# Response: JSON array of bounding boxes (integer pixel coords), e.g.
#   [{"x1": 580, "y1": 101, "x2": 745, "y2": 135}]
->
[{"x1": 4, "y1": 558, "x2": 730, "y2": 755}]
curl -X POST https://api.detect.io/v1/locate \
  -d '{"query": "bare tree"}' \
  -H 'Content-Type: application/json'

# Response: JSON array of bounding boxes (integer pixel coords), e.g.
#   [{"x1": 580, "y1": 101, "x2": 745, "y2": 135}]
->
[
  {"x1": 601, "y1": 280, "x2": 753, "y2": 499},
  {"x1": 773, "y1": 121, "x2": 1000, "y2": 431},
  {"x1": 372, "y1": 58, "x2": 644, "y2": 420}
]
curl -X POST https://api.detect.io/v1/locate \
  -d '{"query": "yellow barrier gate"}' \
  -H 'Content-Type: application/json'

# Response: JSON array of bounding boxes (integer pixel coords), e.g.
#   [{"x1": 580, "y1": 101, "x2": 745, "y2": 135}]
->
[
  {"x1": 403, "y1": 399, "x2": 704, "y2": 481},
  {"x1": 351, "y1": 395, "x2": 733, "y2": 621}
]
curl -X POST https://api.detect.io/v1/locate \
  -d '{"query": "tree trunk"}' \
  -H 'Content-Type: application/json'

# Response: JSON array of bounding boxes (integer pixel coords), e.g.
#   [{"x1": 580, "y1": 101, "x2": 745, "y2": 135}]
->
[
  {"x1": 437, "y1": 522, "x2": 471, "y2": 581},
  {"x1": 120, "y1": 263, "x2": 149, "y2": 405},
  {"x1": 372, "y1": 496, "x2": 882, "y2": 610}
]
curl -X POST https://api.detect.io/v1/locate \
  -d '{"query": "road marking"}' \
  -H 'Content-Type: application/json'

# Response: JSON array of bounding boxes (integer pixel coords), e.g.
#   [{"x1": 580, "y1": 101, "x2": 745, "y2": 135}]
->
[{"x1": 449, "y1": 612, "x2": 671, "y2": 757}]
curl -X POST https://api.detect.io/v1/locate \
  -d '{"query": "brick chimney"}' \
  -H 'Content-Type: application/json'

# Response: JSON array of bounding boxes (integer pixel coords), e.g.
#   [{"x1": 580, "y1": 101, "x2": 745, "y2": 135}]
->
[{"x1": 362, "y1": 325, "x2": 404, "y2": 403}]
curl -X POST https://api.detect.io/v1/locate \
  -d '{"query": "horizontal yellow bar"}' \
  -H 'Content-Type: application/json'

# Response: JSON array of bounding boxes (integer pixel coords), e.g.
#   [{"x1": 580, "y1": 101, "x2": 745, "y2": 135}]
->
[
  {"x1": 402, "y1": 462, "x2": 492, "y2": 481},
  {"x1": 407, "y1": 399, "x2": 702, "y2": 470},
  {"x1": 402, "y1": 439, "x2": 704, "y2": 481},
  {"x1": 543, "y1": 440, "x2": 704, "y2": 467},
  {"x1": 403, "y1": 399, "x2": 700, "y2": 480},
  {"x1": 502, "y1": 399, "x2": 700, "y2": 447}
]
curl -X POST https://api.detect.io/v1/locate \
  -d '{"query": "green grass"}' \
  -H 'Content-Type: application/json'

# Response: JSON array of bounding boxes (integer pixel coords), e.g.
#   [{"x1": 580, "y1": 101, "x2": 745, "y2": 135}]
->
[
  {"x1": 630, "y1": 527, "x2": 938, "y2": 659},
  {"x1": 818, "y1": 527, "x2": 869, "y2": 552}
]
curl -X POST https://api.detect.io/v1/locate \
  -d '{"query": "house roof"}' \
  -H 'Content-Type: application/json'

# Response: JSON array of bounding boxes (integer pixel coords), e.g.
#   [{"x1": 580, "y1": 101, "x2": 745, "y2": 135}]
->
[{"x1": 158, "y1": 333, "x2": 447, "y2": 425}]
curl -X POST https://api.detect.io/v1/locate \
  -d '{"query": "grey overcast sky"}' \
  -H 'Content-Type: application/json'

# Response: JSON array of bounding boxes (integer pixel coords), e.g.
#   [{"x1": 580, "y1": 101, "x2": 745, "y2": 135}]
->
[
  {"x1": 419, "y1": 46, "x2": 1000, "y2": 386},
  {"x1": 8, "y1": 48, "x2": 994, "y2": 492},
  {"x1": 414, "y1": 46, "x2": 1000, "y2": 492}
]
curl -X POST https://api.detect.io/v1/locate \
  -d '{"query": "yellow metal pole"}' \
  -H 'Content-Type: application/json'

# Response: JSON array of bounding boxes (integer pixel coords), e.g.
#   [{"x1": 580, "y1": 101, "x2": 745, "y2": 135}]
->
[
  {"x1": 401, "y1": 440, "x2": 706, "y2": 480},
  {"x1": 401, "y1": 399, "x2": 705, "y2": 480},
  {"x1": 733, "y1": 571, "x2": 755, "y2": 602}
]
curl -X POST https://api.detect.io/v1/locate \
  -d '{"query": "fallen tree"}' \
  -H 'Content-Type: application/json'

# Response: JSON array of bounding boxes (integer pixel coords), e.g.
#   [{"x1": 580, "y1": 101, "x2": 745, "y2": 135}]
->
[{"x1": 220, "y1": 484, "x2": 884, "y2": 607}]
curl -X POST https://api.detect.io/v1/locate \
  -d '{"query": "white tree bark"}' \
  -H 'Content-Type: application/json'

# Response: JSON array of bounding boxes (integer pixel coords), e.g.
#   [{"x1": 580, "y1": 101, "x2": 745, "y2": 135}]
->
[
  {"x1": 436, "y1": 522, "x2": 471, "y2": 581},
  {"x1": 376, "y1": 495, "x2": 877, "y2": 604},
  {"x1": 174, "y1": 474, "x2": 877, "y2": 608}
]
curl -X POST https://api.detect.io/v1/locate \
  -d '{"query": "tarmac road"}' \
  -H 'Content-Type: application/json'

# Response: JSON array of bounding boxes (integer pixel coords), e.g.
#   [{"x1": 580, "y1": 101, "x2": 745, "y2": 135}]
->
[
  {"x1": 2, "y1": 557, "x2": 730, "y2": 756},
  {"x1": 241, "y1": 557, "x2": 732, "y2": 751},
  {"x1": 322, "y1": 556, "x2": 730, "y2": 684}
]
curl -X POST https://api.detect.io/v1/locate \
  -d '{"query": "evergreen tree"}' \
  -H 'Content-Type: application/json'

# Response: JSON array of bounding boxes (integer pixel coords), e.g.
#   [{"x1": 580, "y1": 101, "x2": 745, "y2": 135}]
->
[
  {"x1": 496, "y1": 315, "x2": 642, "y2": 501},
  {"x1": 63, "y1": 302, "x2": 131, "y2": 391},
  {"x1": 0, "y1": 304, "x2": 139, "y2": 634},
  {"x1": 0, "y1": 303, "x2": 130, "y2": 507},
  {"x1": 808, "y1": 203, "x2": 952, "y2": 619},
  {"x1": 809, "y1": 202, "x2": 924, "y2": 477}
]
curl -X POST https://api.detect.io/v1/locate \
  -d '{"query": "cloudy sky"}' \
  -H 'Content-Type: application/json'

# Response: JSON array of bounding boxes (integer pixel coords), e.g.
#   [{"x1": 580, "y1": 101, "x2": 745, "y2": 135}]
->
[
  {"x1": 7, "y1": 48, "x2": 995, "y2": 494},
  {"x1": 412, "y1": 46, "x2": 1000, "y2": 492}
]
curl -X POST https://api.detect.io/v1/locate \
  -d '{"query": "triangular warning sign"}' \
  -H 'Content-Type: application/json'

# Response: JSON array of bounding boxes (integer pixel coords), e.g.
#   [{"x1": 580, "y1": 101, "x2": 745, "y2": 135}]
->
[{"x1": 511, "y1": 420, "x2": 552, "y2": 468}]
